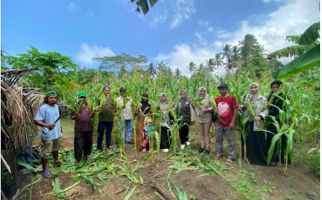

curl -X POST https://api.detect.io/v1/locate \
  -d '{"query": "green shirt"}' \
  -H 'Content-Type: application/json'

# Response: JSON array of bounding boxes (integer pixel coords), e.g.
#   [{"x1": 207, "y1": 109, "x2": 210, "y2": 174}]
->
[{"x1": 98, "y1": 97, "x2": 115, "y2": 122}]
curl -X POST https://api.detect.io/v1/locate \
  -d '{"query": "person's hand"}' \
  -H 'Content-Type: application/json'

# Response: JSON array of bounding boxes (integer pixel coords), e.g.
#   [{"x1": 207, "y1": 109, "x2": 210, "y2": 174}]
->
[
  {"x1": 229, "y1": 121, "x2": 236, "y2": 129},
  {"x1": 47, "y1": 124, "x2": 55, "y2": 130}
]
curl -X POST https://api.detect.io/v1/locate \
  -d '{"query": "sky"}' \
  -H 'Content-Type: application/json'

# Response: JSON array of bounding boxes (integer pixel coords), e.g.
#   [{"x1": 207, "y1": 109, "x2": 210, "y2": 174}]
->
[{"x1": 2, "y1": 0, "x2": 320, "y2": 75}]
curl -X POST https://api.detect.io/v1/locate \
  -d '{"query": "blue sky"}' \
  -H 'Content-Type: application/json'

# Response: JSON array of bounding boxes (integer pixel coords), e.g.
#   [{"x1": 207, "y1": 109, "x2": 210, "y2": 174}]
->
[{"x1": 2, "y1": 0, "x2": 320, "y2": 75}]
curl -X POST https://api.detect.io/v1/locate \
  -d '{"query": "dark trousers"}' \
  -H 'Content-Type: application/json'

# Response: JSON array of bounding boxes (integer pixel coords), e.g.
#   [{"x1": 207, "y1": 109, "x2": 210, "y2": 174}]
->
[
  {"x1": 160, "y1": 126, "x2": 170, "y2": 149},
  {"x1": 97, "y1": 121, "x2": 113, "y2": 150},
  {"x1": 179, "y1": 123, "x2": 189, "y2": 145},
  {"x1": 74, "y1": 131, "x2": 93, "y2": 162},
  {"x1": 246, "y1": 122, "x2": 267, "y2": 165}
]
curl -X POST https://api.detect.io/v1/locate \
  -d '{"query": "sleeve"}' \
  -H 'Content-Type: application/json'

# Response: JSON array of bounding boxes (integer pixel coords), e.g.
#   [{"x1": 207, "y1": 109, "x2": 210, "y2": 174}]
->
[
  {"x1": 190, "y1": 103, "x2": 195, "y2": 122},
  {"x1": 259, "y1": 97, "x2": 268, "y2": 118},
  {"x1": 34, "y1": 106, "x2": 45, "y2": 121},
  {"x1": 232, "y1": 96, "x2": 239, "y2": 110}
]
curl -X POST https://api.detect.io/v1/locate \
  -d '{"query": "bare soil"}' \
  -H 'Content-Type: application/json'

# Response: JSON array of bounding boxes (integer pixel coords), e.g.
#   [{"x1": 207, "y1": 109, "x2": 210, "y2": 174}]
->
[{"x1": 26, "y1": 119, "x2": 319, "y2": 200}]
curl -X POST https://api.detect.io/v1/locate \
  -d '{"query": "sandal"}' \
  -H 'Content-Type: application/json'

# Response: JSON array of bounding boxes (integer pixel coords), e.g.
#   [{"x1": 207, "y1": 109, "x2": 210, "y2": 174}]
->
[
  {"x1": 42, "y1": 170, "x2": 52, "y2": 179},
  {"x1": 226, "y1": 158, "x2": 234, "y2": 163},
  {"x1": 215, "y1": 153, "x2": 222, "y2": 159}
]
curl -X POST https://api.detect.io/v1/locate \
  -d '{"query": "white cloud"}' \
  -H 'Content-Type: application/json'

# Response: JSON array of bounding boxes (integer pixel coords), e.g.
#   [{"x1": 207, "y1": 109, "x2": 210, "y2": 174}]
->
[
  {"x1": 155, "y1": 0, "x2": 319, "y2": 75},
  {"x1": 155, "y1": 44, "x2": 218, "y2": 76},
  {"x1": 170, "y1": 0, "x2": 196, "y2": 28},
  {"x1": 76, "y1": 43, "x2": 115, "y2": 66},
  {"x1": 67, "y1": 2, "x2": 79, "y2": 12},
  {"x1": 150, "y1": 13, "x2": 168, "y2": 26},
  {"x1": 218, "y1": 0, "x2": 319, "y2": 53}
]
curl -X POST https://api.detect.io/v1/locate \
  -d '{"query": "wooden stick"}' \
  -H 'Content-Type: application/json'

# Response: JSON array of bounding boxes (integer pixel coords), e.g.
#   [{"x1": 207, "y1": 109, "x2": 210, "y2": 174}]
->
[{"x1": 150, "y1": 180, "x2": 176, "y2": 200}]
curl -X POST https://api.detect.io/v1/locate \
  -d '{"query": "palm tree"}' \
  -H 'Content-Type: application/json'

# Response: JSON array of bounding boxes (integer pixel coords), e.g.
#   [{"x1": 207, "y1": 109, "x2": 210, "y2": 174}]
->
[
  {"x1": 222, "y1": 44, "x2": 233, "y2": 74},
  {"x1": 188, "y1": 61, "x2": 196, "y2": 74},
  {"x1": 212, "y1": 53, "x2": 224, "y2": 76},
  {"x1": 147, "y1": 63, "x2": 156, "y2": 79}
]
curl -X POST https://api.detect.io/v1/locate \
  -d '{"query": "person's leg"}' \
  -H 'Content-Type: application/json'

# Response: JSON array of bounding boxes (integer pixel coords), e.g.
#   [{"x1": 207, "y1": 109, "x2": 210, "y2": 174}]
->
[
  {"x1": 226, "y1": 127, "x2": 236, "y2": 160},
  {"x1": 41, "y1": 140, "x2": 52, "y2": 178},
  {"x1": 215, "y1": 125, "x2": 224, "y2": 157},
  {"x1": 84, "y1": 131, "x2": 93, "y2": 158},
  {"x1": 178, "y1": 123, "x2": 185, "y2": 145},
  {"x1": 183, "y1": 123, "x2": 189, "y2": 144},
  {"x1": 204, "y1": 122, "x2": 212, "y2": 152},
  {"x1": 160, "y1": 126, "x2": 167, "y2": 149},
  {"x1": 97, "y1": 121, "x2": 105, "y2": 151},
  {"x1": 125, "y1": 120, "x2": 133, "y2": 143},
  {"x1": 52, "y1": 138, "x2": 62, "y2": 167},
  {"x1": 106, "y1": 121, "x2": 113, "y2": 149},
  {"x1": 74, "y1": 131, "x2": 83, "y2": 163},
  {"x1": 198, "y1": 122, "x2": 206, "y2": 150}
]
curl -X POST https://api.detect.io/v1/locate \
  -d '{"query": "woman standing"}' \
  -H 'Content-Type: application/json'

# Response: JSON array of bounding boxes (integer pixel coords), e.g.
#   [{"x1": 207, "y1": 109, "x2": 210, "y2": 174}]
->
[
  {"x1": 136, "y1": 93, "x2": 152, "y2": 151},
  {"x1": 193, "y1": 87, "x2": 213, "y2": 154},
  {"x1": 158, "y1": 93, "x2": 171, "y2": 152},
  {"x1": 97, "y1": 85, "x2": 115, "y2": 152},
  {"x1": 241, "y1": 83, "x2": 268, "y2": 165},
  {"x1": 266, "y1": 80, "x2": 289, "y2": 164},
  {"x1": 176, "y1": 90, "x2": 194, "y2": 150}
]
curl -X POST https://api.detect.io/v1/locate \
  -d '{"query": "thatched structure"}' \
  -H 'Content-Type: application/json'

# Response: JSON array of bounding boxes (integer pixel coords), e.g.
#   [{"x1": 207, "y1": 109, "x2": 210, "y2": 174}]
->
[{"x1": 1, "y1": 68, "x2": 42, "y2": 199}]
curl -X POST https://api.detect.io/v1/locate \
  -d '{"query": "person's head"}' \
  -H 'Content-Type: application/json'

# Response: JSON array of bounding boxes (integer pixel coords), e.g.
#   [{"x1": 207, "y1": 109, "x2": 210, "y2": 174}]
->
[
  {"x1": 77, "y1": 91, "x2": 87, "y2": 103},
  {"x1": 146, "y1": 118, "x2": 153, "y2": 125},
  {"x1": 103, "y1": 84, "x2": 111, "y2": 95},
  {"x1": 119, "y1": 87, "x2": 126, "y2": 97},
  {"x1": 142, "y1": 93, "x2": 149, "y2": 102},
  {"x1": 180, "y1": 90, "x2": 187, "y2": 99},
  {"x1": 198, "y1": 87, "x2": 206, "y2": 97},
  {"x1": 270, "y1": 80, "x2": 283, "y2": 92},
  {"x1": 44, "y1": 91, "x2": 58, "y2": 105},
  {"x1": 249, "y1": 83, "x2": 259, "y2": 94},
  {"x1": 217, "y1": 83, "x2": 228, "y2": 96},
  {"x1": 160, "y1": 93, "x2": 167, "y2": 103}
]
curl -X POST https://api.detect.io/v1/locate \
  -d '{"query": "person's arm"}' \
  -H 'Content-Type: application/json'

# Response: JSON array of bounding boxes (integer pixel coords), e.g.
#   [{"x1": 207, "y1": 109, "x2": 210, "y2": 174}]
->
[
  {"x1": 33, "y1": 120, "x2": 55, "y2": 130},
  {"x1": 255, "y1": 97, "x2": 268, "y2": 122},
  {"x1": 229, "y1": 96, "x2": 239, "y2": 128}
]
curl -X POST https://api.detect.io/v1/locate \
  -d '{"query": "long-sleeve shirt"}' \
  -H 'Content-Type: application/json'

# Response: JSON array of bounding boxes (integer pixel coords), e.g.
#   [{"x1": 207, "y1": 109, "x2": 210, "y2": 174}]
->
[{"x1": 116, "y1": 96, "x2": 133, "y2": 120}]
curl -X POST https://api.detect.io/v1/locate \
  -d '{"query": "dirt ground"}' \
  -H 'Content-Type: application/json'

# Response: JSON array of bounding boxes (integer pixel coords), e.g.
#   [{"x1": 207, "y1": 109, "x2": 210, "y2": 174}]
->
[{"x1": 24, "y1": 118, "x2": 319, "y2": 200}]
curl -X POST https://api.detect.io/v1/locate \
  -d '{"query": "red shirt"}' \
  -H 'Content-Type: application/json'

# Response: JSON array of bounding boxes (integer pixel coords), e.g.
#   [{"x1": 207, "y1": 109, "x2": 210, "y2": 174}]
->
[{"x1": 215, "y1": 95, "x2": 239, "y2": 127}]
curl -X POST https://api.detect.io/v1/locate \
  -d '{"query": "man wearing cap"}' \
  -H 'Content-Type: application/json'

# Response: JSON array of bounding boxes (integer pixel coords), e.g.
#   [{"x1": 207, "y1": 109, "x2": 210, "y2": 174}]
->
[
  {"x1": 214, "y1": 84, "x2": 239, "y2": 162},
  {"x1": 116, "y1": 87, "x2": 133, "y2": 144},
  {"x1": 71, "y1": 91, "x2": 94, "y2": 163},
  {"x1": 33, "y1": 91, "x2": 62, "y2": 178}
]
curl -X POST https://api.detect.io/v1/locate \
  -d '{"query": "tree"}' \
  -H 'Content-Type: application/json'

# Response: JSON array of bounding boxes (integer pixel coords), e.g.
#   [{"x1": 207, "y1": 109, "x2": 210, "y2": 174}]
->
[
  {"x1": 188, "y1": 61, "x2": 197, "y2": 74},
  {"x1": 212, "y1": 53, "x2": 224, "y2": 75},
  {"x1": 3, "y1": 47, "x2": 78, "y2": 90},
  {"x1": 95, "y1": 53, "x2": 147, "y2": 74},
  {"x1": 147, "y1": 63, "x2": 157, "y2": 79},
  {"x1": 268, "y1": 22, "x2": 320, "y2": 79}
]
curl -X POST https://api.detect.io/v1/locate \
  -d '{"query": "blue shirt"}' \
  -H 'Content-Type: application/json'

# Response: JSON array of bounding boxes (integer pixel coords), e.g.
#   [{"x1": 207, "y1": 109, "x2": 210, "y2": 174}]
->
[{"x1": 34, "y1": 104, "x2": 62, "y2": 141}]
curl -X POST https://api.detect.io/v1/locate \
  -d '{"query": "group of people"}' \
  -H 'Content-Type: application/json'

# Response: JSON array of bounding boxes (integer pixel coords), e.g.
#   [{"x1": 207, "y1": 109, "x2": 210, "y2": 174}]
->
[{"x1": 33, "y1": 80, "x2": 287, "y2": 178}]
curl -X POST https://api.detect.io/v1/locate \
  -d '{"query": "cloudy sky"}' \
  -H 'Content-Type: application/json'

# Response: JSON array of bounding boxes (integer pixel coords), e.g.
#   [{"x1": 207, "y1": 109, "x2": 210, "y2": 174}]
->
[{"x1": 2, "y1": 0, "x2": 320, "y2": 75}]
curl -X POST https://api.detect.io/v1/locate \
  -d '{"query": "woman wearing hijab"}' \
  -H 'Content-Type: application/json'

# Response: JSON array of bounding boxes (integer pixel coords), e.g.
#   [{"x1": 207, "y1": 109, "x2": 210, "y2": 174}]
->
[
  {"x1": 241, "y1": 83, "x2": 268, "y2": 165},
  {"x1": 266, "y1": 80, "x2": 289, "y2": 164},
  {"x1": 192, "y1": 87, "x2": 213, "y2": 154},
  {"x1": 158, "y1": 93, "x2": 171, "y2": 152},
  {"x1": 175, "y1": 90, "x2": 195, "y2": 150},
  {"x1": 136, "y1": 93, "x2": 152, "y2": 150}
]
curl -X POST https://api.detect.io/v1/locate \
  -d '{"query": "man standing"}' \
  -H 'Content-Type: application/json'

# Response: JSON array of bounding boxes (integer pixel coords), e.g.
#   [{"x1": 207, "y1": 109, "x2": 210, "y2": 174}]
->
[
  {"x1": 116, "y1": 87, "x2": 133, "y2": 144},
  {"x1": 215, "y1": 84, "x2": 238, "y2": 162},
  {"x1": 33, "y1": 91, "x2": 62, "y2": 178}
]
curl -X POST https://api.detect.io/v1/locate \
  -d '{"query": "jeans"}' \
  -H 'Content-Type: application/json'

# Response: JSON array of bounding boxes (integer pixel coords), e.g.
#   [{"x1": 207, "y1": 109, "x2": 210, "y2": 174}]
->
[
  {"x1": 119, "y1": 119, "x2": 132, "y2": 143},
  {"x1": 97, "y1": 121, "x2": 113, "y2": 150}
]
